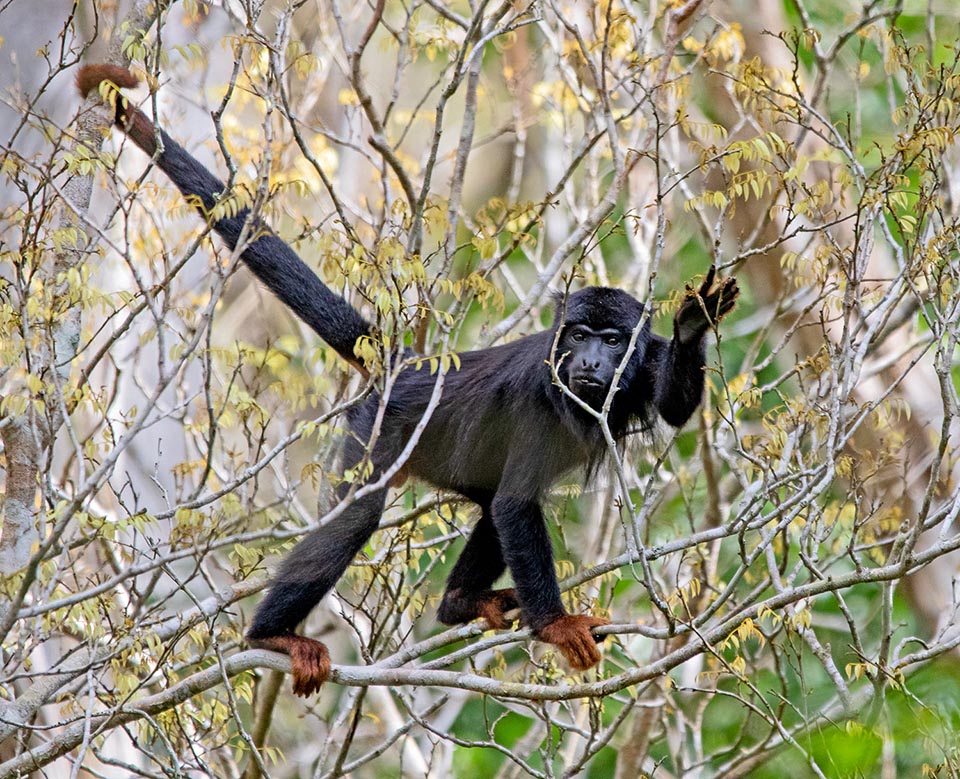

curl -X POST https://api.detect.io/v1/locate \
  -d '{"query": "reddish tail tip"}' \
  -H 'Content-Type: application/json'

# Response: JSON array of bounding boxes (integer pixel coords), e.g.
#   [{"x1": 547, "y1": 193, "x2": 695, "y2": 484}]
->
[{"x1": 76, "y1": 64, "x2": 140, "y2": 98}]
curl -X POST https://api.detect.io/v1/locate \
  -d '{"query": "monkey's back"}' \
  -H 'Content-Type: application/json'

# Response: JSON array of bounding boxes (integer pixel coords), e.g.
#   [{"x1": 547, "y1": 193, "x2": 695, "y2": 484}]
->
[{"x1": 388, "y1": 332, "x2": 600, "y2": 497}]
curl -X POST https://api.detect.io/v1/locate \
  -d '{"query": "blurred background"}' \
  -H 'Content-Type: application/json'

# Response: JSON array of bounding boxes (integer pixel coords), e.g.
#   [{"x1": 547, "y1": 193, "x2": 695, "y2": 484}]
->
[{"x1": 3, "y1": 0, "x2": 960, "y2": 776}]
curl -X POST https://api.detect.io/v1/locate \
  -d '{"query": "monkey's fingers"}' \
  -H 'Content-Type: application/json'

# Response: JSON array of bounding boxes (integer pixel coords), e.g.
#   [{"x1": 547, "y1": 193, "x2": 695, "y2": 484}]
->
[
  {"x1": 723, "y1": 279, "x2": 740, "y2": 309},
  {"x1": 438, "y1": 587, "x2": 519, "y2": 628},
  {"x1": 478, "y1": 588, "x2": 520, "y2": 630},
  {"x1": 713, "y1": 277, "x2": 740, "y2": 320},
  {"x1": 249, "y1": 634, "x2": 331, "y2": 697},
  {"x1": 289, "y1": 639, "x2": 331, "y2": 697},
  {"x1": 537, "y1": 614, "x2": 610, "y2": 671},
  {"x1": 702, "y1": 277, "x2": 739, "y2": 320},
  {"x1": 697, "y1": 264, "x2": 718, "y2": 297}
]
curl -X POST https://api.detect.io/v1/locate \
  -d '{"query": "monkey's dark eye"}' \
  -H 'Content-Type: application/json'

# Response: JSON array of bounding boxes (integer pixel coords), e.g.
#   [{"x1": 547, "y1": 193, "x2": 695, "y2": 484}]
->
[
  {"x1": 571, "y1": 332, "x2": 586, "y2": 343},
  {"x1": 605, "y1": 336, "x2": 621, "y2": 347}
]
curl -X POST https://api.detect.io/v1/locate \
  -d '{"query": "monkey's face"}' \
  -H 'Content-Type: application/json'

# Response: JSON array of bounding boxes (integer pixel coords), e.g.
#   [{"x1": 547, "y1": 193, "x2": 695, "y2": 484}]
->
[{"x1": 557, "y1": 323, "x2": 631, "y2": 406}]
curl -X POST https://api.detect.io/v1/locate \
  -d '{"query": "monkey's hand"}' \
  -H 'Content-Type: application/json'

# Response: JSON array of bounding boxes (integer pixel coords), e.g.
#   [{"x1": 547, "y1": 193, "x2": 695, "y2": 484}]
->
[
  {"x1": 248, "y1": 634, "x2": 331, "y2": 697},
  {"x1": 536, "y1": 614, "x2": 610, "y2": 671},
  {"x1": 675, "y1": 265, "x2": 739, "y2": 345},
  {"x1": 438, "y1": 587, "x2": 520, "y2": 630}
]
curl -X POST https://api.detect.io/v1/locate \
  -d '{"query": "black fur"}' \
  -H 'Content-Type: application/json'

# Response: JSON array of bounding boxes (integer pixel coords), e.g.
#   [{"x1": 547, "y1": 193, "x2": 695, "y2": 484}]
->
[
  {"x1": 159, "y1": 137, "x2": 371, "y2": 365},
  {"x1": 79, "y1": 66, "x2": 737, "y2": 685}
]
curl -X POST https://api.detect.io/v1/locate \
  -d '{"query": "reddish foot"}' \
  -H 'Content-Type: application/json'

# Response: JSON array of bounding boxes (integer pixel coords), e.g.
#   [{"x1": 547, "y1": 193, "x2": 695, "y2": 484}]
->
[
  {"x1": 437, "y1": 587, "x2": 519, "y2": 630},
  {"x1": 476, "y1": 588, "x2": 520, "y2": 630},
  {"x1": 248, "y1": 634, "x2": 331, "y2": 697},
  {"x1": 536, "y1": 614, "x2": 610, "y2": 671}
]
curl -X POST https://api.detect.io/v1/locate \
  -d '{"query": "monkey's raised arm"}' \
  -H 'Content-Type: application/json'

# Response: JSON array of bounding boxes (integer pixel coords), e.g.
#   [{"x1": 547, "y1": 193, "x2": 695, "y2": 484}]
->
[
  {"x1": 77, "y1": 64, "x2": 370, "y2": 370},
  {"x1": 642, "y1": 267, "x2": 739, "y2": 427}
]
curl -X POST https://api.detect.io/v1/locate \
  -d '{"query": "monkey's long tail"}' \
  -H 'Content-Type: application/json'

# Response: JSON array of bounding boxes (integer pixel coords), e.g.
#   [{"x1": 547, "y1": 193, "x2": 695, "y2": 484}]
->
[{"x1": 77, "y1": 64, "x2": 371, "y2": 370}]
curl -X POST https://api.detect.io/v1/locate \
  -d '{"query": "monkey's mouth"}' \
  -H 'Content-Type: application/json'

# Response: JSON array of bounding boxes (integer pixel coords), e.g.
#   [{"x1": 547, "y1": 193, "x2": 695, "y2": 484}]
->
[{"x1": 569, "y1": 375, "x2": 607, "y2": 397}]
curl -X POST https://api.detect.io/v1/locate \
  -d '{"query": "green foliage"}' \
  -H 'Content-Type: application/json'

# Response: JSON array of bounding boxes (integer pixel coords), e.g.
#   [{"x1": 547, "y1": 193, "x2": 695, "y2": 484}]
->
[{"x1": 5, "y1": 1, "x2": 960, "y2": 778}]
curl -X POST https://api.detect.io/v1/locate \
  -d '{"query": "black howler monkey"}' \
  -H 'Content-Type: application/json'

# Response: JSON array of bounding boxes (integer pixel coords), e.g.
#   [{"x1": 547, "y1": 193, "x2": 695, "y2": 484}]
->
[{"x1": 78, "y1": 65, "x2": 738, "y2": 696}]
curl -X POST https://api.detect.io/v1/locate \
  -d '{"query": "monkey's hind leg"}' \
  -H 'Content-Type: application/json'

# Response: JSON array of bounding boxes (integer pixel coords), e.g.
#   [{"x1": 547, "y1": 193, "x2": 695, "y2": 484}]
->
[
  {"x1": 247, "y1": 487, "x2": 387, "y2": 696},
  {"x1": 437, "y1": 507, "x2": 519, "y2": 630}
]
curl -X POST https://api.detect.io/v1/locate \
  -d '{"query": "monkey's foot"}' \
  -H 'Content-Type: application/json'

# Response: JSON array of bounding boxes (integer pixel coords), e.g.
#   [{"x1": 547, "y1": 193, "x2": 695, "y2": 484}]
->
[
  {"x1": 248, "y1": 634, "x2": 331, "y2": 697},
  {"x1": 437, "y1": 587, "x2": 519, "y2": 630},
  {"x1": 477, "y1": 588, "x2": 520, "y2": 629},
  {"x1": 536, "y1": 614, "x2": 610, "y2": 671}
]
